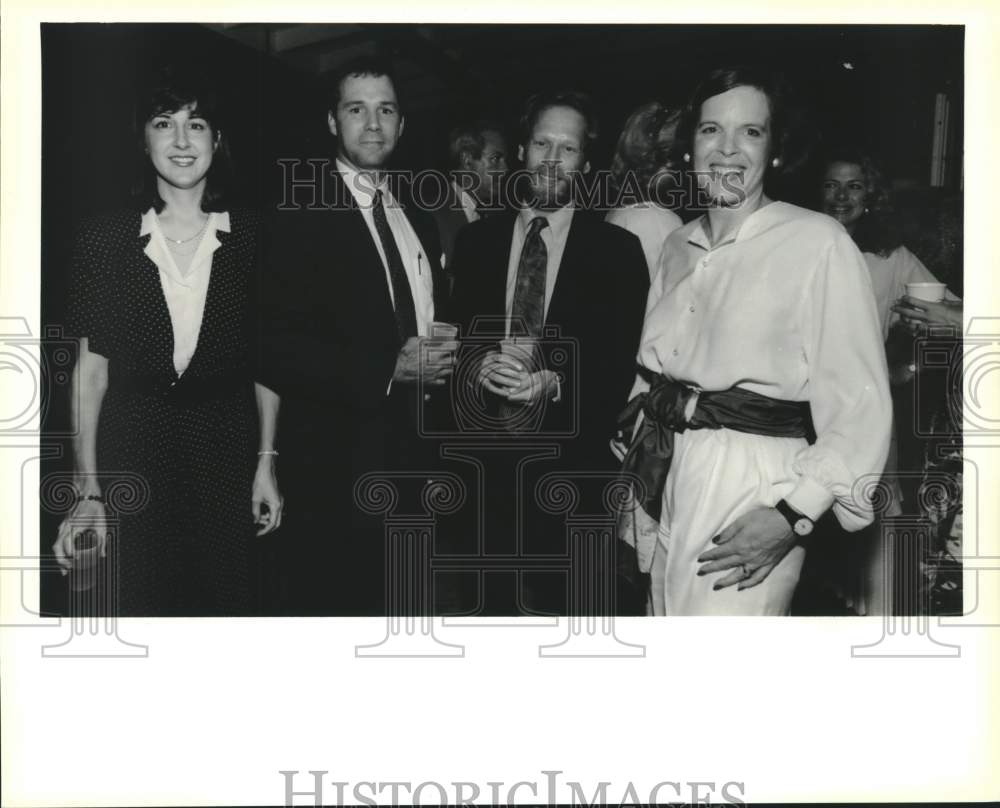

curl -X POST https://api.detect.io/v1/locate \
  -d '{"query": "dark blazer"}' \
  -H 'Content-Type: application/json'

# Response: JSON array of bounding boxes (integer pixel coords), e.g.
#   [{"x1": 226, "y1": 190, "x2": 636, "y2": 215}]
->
[
  {"x1": 258, "y1": 171, "x2": 446, "y2": 501},
  {"x1": 430, "y1": 181, "x2": 473, "y2": 284},
  {"x1": 449, "y1": 208, "x2": 649, "y2": 467}
]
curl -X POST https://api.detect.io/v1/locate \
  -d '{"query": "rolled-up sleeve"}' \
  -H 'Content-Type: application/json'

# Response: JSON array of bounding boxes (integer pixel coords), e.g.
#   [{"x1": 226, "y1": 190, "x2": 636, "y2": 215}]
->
[{"x1": 786, "y1": 230, "x2": 892, "y2": 530}]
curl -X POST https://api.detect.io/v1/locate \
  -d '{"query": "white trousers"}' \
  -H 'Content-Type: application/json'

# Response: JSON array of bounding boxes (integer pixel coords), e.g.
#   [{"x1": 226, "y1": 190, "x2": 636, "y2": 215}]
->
[{"x1": 647, "y1": 428, "x2": 808, "y2": 616}]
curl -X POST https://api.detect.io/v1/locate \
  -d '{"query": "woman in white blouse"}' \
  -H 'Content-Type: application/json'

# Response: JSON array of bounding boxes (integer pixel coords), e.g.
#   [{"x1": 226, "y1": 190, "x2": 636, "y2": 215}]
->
[
  {"x1": 617, "y1": 67, "x2": 892, "y2": 615},
  {"x1": 820, "y1": 150, "x2": 960, "y2": 341},
  {"x1": 605, "y1": 101, "x2": 684, "y2": 277},
  {"x1": 809, "y1": 149, "x2": 962, "y2": 613},
  {"x1": 53, "y1": 72, "x2": 282, "y2": 615}
]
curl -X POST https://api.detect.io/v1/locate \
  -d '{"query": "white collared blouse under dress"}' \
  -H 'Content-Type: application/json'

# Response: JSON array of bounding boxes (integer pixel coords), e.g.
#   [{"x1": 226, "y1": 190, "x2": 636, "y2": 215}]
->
[
  {"x1": 66, "y1": 208, "x2": 260, "y2": 615},
  {"x1": 140, "y1": 208, "x2": 229, "y2": 375}
]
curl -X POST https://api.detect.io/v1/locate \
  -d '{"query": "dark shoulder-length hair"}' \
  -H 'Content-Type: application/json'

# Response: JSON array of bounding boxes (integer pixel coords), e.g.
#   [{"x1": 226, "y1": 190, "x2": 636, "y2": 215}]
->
[
  {"x1": 608, "y1": 101, "x2": 682, "y2": 202},
  {"x1": 820, "y1": 147, "x2": 901, "y2": 257},
  {"x1": 132, "y1": 69, "x2": 233, "y2": 214},
  {"x1": 675, "y1": 66, "x2": 810, "y2": 193}
]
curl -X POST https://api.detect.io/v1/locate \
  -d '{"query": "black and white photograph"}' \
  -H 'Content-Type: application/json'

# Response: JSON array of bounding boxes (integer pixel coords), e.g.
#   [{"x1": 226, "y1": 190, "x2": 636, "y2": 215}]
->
[
  {"x1": 3, "y1": 2, "x2": 998, "y2": 807},
  {"x1": 38, "y1": 21, "x2": 965, "y2": 619}
]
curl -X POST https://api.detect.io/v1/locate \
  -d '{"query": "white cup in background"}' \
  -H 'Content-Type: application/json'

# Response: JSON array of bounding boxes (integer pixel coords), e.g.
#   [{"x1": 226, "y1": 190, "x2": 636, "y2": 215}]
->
[{"x1": 905, "y1": 282, "x2": 946, "y2": 303}]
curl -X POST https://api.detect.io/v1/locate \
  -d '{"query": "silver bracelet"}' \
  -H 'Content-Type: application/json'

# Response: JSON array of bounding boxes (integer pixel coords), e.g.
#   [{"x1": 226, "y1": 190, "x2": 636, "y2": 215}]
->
[{"x1": 257, "y1": 450, "x2": 279, "y2": 457}]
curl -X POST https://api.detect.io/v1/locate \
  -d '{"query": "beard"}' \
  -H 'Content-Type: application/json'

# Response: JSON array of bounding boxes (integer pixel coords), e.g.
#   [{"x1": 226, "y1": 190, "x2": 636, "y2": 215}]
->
[{"x1": 519, "y1": 169, "x2": 575, "y2": 210}]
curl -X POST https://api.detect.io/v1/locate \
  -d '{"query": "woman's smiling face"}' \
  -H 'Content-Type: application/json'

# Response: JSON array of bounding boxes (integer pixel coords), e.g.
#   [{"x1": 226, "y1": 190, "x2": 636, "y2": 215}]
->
[
  {"x1": 692, "y1": 84, "x2": 772, "y2": 207},
  {"x1": 144, "y1": 104, "x2": 216, "y2": 194},
  {"x1": 822, "y1": 161, "x2": 868, "y2": 231}
]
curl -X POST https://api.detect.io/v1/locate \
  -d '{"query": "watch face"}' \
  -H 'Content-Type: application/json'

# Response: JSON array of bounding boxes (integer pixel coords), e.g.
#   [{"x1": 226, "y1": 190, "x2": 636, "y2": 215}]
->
[{"x1": 794, "y1": 518, "x2": 813, "y2": 536}]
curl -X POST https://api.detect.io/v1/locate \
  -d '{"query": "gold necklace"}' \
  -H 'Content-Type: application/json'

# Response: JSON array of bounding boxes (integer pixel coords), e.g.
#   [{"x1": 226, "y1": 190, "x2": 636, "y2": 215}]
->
[{"x1": 163, "y1": 216, "x2": 209, "y2": 245}]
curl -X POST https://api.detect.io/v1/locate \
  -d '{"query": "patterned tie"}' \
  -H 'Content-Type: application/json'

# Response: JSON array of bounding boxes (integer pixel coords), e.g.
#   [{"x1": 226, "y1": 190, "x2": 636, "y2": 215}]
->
[
  {"x1": 499, "y1": 215, "x2": 548, "y2": 429},
  {"x1": 510, "y1": 216, "x2": 548, "y2": 338},
  {"x1": 372, "y1": 189, "x2": 418, "y2": 341}
]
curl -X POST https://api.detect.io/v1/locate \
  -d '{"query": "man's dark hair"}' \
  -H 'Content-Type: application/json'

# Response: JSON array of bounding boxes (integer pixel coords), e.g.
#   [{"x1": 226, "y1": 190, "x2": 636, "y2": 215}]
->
[
  {"x1": 132, "y1": 66, "x2": 233, "y2": 214},
  {"x1": 518, "y1": 90, "x2": 599, "y2": 156},
  {"x1": 326, "y1": 55, "x2": 401, "y2": 115},
  {"x1": 675, "y1": 66, "x2": 810, "y2": 184},
  {"x1": 448, "y1": 121, "x2": 505, "y2": 170}
]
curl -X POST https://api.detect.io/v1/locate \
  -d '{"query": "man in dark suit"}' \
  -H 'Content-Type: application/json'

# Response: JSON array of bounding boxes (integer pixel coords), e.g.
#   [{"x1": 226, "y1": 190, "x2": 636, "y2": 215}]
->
[
  {"x1": 258, "y1": 56, "x2": 454, "y2": 615},
  {"x1": 431, "y1": 121, "x2": 509, "y2": 282},
  {"x1": 448, "y1": 91, "x2": 649, "y2": 614}
]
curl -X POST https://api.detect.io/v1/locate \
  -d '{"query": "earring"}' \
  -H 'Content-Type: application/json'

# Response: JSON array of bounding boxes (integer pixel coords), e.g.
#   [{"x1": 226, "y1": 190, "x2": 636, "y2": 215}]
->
[
  {"x1": 771, "y1": 157, "x2": 780, "y2": 168},
  {"x1": 864, "y1": 207, "x2": 870, "y2": 215},
  {"x1": 683, "y1": 152, "x2": 691, "y2": 163}
]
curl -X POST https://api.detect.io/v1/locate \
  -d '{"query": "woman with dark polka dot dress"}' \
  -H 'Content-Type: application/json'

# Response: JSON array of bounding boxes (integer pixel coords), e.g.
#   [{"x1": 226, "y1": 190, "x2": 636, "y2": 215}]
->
[{"x1": 52, "y1": 72, "x2": 283, "y2": 615}]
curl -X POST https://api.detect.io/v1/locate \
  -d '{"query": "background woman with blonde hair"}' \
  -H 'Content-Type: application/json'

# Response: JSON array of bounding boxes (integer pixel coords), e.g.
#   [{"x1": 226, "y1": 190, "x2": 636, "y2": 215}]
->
[{"x1": 605, "y1": 101, "x2": 684, "y2": 277}]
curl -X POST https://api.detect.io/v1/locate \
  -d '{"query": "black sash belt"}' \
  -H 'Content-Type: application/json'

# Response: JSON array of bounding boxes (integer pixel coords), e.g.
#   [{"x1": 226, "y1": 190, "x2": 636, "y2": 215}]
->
[{"x1": 618, "y1": 368, "x2": 815, "y2": 525}]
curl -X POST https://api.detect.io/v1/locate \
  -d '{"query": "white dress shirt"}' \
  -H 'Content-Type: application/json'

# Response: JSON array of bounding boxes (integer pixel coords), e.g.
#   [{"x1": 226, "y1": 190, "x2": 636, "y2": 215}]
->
[
  {"x1": 141, "y1": 208, "x2": 229, "y2": 376},
  {"x1": 504, "y1": 204, "x2": 575, "y2": 335},
  {"x1": 337, "y1": 158, "x2": 435, "y2": 336},
  {"x1": 453, "y1": 181, "x2": 480, "y2": 225},
  {"x1": 863, "y1": 245, "x2": 959, "y2": 340}
]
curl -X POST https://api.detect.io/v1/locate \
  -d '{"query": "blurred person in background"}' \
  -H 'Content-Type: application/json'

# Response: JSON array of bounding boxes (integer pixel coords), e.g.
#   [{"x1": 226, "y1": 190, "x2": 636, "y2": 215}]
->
[{"x1": 605, "y1": 101, "x2": 684, "y2": 278}]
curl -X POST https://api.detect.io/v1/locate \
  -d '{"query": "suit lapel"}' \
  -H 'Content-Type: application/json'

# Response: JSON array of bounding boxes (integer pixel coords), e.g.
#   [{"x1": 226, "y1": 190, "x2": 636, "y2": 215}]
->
[
  {"x1": 546, "y1": 209, "x2": 588, "y2": 325},
  {"x1": 329, "y1": 172, "x2": 400, "y2": 336},
  {"x1": 487, "y1": 216, "x2": 515, "y2": 321}
]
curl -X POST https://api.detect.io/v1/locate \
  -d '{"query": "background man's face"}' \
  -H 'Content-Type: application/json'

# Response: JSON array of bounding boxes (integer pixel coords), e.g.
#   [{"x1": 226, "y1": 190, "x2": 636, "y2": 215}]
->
[
  {"x1": 328, "y1": 73, "x2": 404, "y2": 171},
  {"x1": 466, "y1": 129, "x2": 508, "y2": 205},
  {"x1": 519, "y1": 105, "x2": 589, "y2": 209}
]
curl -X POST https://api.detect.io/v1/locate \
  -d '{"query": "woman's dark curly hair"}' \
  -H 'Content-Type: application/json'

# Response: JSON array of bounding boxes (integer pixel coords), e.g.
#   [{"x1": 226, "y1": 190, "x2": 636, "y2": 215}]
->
[
  {"x1": 675, "y1": 66, "x2": 811, "y2": 198},
  {"x1": 820, "y1": 147, "x2": 902, "y2": 257},
  {"x1": 132, "y1": 67, "x2": 233, "y2": 214},
  {"x1": 609, "y1": 101, "x2": 682, "y2": 202}
]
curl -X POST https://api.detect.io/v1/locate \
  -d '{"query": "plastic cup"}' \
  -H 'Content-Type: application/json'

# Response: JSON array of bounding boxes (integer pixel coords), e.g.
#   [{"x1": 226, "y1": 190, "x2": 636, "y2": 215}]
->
[
  {"x1": 500, "y1": 337, "x2": 537, "y2": 368},
  {"x1": 69, "y1": 528, "x2": 101, "y2": 593},
  {"x1": 430, "y1": 321, "x2": 458, "y2": 340},
  {"x1": 905, "y1": 282, "x2": 946, "y2": 303},
  {"x1": 425, "y1": 322, "x2": 459, "y2": 369}
]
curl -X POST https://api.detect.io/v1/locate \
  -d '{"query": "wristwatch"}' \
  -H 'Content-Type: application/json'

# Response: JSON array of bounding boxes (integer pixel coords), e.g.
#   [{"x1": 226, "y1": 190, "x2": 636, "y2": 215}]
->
[{"x1": 775, "y1": 499, "x2": 814, "y2": 537}]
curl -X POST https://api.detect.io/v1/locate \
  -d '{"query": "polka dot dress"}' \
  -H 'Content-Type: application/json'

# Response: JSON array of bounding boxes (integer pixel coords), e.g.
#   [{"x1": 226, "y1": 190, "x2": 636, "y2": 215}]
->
[{"x1": 67, "y1": 209, "x2": 261, "y2": 616}]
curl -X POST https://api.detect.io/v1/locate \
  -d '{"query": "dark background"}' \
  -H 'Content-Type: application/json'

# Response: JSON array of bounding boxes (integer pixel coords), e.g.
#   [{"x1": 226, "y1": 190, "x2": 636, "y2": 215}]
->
[
  {"x1": 39, "y1": 23, "x2": 964, "y2": 613},
  {"x1": 42, "y1": 23, "x2": 964, "y2": 216}
]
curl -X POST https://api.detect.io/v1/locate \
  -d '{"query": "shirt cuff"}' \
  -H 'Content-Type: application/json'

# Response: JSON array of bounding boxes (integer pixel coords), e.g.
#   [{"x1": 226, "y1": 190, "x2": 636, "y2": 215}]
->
[{"x1": 784, "y1": 476, "x2": 835, "y2": 522}]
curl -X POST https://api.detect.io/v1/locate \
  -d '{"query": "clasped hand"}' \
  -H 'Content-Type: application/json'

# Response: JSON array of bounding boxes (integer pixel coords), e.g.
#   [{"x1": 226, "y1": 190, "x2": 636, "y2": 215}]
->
[
  {"x1": 53, "y1": 498, "x2": 109, "y2": 575},
  {"x1": 696, "y1": 506, "x2": 797, "y2": 591},
  {"x1": 393, "y1": 336, "x2": 458, "y2": 386},
  {"x1": 478, "y1": 351, "x2": 558, "y2": 404},
  {"x1": 891, "y1": 295, "x2": 962, "y2": 332}
]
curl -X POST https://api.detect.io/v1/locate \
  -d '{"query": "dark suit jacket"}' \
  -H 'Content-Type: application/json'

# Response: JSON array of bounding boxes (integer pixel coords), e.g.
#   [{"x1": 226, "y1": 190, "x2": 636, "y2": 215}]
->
[
  {"x1": 449, "y1": 208, "x2": 649, "y2": 468},
  {"x1": 258, "y1": 171, "x2": 446, "y2": 505},
  {"x1": 430, "y1": 182, "x2": 473, "y2": 286}
]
